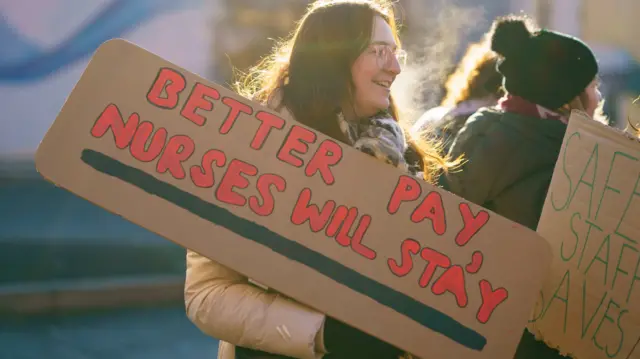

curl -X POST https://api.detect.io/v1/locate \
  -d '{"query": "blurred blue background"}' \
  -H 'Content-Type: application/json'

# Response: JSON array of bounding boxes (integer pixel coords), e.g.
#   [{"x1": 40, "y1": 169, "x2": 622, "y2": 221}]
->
[{"x1": 0, "y1": 0, "x2": 220, "y2": 357}]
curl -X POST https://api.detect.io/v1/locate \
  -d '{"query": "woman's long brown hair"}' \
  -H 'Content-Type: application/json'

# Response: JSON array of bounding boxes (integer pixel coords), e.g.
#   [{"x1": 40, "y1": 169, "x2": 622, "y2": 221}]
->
[{"x1": 233, "y1": 0, "x2": 457, "y2": 182}]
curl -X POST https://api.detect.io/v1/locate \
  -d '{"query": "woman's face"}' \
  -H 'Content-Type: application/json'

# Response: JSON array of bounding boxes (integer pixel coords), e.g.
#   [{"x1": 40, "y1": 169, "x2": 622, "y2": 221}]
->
[
  {"x1": 350, "y1": 15, "x2": 403, "y2": 118},
  {"x1": 583, "y1": 79, "x2": 602, "y2": 117}
]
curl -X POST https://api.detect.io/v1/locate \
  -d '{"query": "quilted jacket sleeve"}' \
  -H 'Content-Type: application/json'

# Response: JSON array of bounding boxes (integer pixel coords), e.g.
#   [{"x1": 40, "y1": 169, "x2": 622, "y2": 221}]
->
[
  {"x1": 443, "y1": 111, "x2": 505, "y2": 206},
  {"x1": 184, "y1": 250, "x2": 327, "y2": 359}
]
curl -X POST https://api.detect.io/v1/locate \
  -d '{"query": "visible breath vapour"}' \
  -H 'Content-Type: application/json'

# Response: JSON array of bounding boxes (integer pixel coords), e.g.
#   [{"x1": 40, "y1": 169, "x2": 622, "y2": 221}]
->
[{"x1": 391, "y1": 0, "x2": 488, "y2": 126}]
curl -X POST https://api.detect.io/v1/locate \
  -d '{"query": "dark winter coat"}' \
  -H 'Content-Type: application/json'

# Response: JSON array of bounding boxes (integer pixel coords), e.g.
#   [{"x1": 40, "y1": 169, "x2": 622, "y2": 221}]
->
[
  {"x1": 439, "y1": 107, "x2": 567, "y2": 230},
  {"x1": 438, "y1": 107, "x2": 570, "y2": 359}
]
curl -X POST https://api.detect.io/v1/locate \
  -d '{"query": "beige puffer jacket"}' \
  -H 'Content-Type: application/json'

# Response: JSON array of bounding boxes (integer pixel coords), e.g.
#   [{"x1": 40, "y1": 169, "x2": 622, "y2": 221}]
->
[
  {"x1": 184, "y1": 95, "x2": 328, "y2": 359},
  {"x1": 185, "y1": 251, "x2": 327, "y2": 359}
]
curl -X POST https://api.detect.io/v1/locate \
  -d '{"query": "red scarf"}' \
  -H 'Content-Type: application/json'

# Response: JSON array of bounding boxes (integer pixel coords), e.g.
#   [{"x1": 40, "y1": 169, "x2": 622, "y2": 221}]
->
[{"x1": 497, "y1": 94, "x2": 569, "y2": 124}]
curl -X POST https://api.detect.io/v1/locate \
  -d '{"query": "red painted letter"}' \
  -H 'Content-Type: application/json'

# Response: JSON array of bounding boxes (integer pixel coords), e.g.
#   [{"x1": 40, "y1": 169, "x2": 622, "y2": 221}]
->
[
  {"x1": 326, "y1": 206, "x2": 349, "y2": 237},
  {"x1": 466, "y1": 251, "x2": 484, "y2": 274},
  {"x1": 419, "y1": 248, "x2": 451, "y2": 288},
  {"x1": 333, "y1": 208, "x2": 375, "y2": 259},
  {"x1": 477, "y1": 280, "x2": 509, "y2": 324},
  {"x1": 411, "y1": 191, "x2": 446, "y2": 235},
  {"x1": 91, "y1": 104, "x2": 139, "y2": 149},
  {"x1": 147, "y1": 68, "x2": 186, "y2": 109},
  {"x1": 251, "y1": 111, "x2": 285, "y2": 149},
  {"x1": 219, "y1": 97, "x2": 253, "y2": 134},
  {"x1": 333, "y1": 207, "x2": 357, "y2": 247},
  {"x1": 249, "y1": 173, "x2": 286, "y2": 216},
  {"x1": 432, "y1": 265, "x2": 468, "y2": 308},
  {"x1": 129, "y1": 122, "x2": 167, "y2": 162},
  {"x1": 306, "y1": 140, "x2": 343, "y2": 185},
  {"x1": 277, "y1": 126, "x2": 316, "y2": 167},
  {"x1": 190, "y1": 149, "x2": 227, "y2": 188},
  {"x1": 388, "y1": 239, "x2": 421, "y2": 277},
  {"x1": 181, "y1": 83, "x2": 220, "y2": 126},
  {"x1": 291, "y1": 188, "x2": 334, "y2": 232},
  {"x1": 456, "y1": 203, "x2": 490, "y2": 246},
  {"x1": 156, "y1": 135, "x2": 195, "y2": 179},
  {"x1": 388, "y1": 176, "x2": 421, "y2": 214},
  {"x1": 215, "y1": 159, "x2": 258, "y2": 206}
]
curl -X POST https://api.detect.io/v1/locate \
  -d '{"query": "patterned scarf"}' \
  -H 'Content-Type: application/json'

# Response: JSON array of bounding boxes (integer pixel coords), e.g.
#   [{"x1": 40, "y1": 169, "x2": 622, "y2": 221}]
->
[
  {"x1": 337, "y1": 110, "x2": 418, "y2": 176},
  {"x1": 266, "y1": 90, "x2": 419, "y2": 177},
  {"x1": 497, "y1": 94, "x2": 569, "y2": 124}
]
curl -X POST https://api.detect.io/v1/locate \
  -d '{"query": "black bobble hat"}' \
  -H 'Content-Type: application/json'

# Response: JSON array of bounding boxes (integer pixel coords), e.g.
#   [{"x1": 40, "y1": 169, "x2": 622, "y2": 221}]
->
[{"x1": 490, "y1": 15, "x2": 599, "y2": 109}]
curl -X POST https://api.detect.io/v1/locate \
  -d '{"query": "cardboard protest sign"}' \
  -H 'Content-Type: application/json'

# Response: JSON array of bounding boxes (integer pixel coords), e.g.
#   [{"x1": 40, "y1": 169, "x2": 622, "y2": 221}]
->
[
  {"x1": 35, "y1": 39, "x2": 551, "y2": 359},
  {"x1": 531, "y1": 110, "x2": 640, "y2": 359}
]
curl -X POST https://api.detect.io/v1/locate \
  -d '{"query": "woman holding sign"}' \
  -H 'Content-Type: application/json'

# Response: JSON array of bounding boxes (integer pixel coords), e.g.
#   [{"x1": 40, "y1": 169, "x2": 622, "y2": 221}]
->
[
  {"x1": 184, "y1": 1, "x2": 454, "y2": 358},
  {"x1": 439, "y1": 14, "x2": 602, "y2": 359}
]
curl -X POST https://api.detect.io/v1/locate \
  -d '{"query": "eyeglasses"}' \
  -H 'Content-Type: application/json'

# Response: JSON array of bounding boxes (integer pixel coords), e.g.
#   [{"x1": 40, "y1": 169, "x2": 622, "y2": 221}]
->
[{"x1": 368, "y1": 43, "x2": 407, "y2": 68}]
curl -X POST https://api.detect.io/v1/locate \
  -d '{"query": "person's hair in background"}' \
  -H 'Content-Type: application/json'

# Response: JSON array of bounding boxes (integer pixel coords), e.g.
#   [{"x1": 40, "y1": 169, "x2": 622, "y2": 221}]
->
[
  {"x1": 235, "y1": 0, "x2": 456, "y2": 182},
  {"x1": 411, "y1": 32, "x2": 504, "y2": 154},
  {"x1": 440, "y1": 35, "x2": 503, "y2": 109}
]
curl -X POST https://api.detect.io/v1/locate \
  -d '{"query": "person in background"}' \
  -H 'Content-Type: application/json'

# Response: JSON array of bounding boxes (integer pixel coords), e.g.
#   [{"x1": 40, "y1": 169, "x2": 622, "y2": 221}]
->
[
  {"x1": 438, "y1": 14, "x2": 602, "y2": 359},
  {"x1": 184, "y1": 1, "x2": 454, "y2": 358},
  {"x1": 411, "y1": 32, "x2": 504, "y2": 154},
  {"x1": 441, "y1": 13, "x2": 602, "y2": 230}
]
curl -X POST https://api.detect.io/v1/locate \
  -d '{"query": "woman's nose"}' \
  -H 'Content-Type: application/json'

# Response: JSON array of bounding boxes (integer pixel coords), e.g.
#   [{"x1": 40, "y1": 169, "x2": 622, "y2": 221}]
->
[{"x1": 386, "y1": 55, "x2": 401, "y2": 75}]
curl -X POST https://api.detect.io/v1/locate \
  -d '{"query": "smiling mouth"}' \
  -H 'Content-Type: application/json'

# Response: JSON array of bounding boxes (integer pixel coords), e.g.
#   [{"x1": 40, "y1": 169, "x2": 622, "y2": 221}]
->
[{"x1": 374, "y1": 80, "x2": 391, "y2": 89}]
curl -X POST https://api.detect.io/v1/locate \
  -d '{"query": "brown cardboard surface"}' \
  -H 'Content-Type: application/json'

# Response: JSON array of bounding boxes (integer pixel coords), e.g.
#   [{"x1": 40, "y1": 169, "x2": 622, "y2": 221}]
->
[
  {"x1": 531, "y1": 110, "x2": 640, "y2": 359},
  {"x1": 35, "y1": 39, "x2": 552, "y2": 359}
]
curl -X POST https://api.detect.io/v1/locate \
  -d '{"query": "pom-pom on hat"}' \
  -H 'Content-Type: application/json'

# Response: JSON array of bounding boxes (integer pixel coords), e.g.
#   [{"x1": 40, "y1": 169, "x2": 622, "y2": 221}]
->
[{"x1": 490, "y1": 15, "x2": 599, "y2": 110}]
